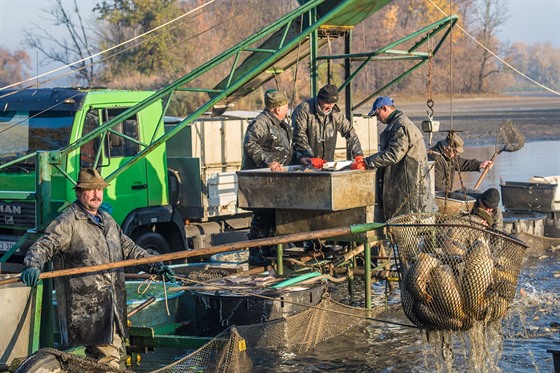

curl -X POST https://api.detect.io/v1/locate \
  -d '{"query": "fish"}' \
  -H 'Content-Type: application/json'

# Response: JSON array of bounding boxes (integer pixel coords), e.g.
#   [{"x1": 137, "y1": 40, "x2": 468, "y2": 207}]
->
[
  {"x1": 490, "y1": 267, "x2": 518, "y2": 301},
  {"x1": 427, "y1": 265, "x2": 465, "y2": 320},
  {"x1": 403, "y1": 252, "x2": 439, "y2": 303},
  {"x1": 462, "y1": 238, "x2": 494, "y2": 320},
  {"x1": 412, "y1": 302, "x2": 471, "y2": 331}
]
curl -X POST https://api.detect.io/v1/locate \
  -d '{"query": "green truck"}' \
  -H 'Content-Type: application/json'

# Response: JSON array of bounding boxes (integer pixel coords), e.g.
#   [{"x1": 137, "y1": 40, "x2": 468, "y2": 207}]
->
[{"x1": 0, "y1": 88, "x2": 259, "y2": 260}]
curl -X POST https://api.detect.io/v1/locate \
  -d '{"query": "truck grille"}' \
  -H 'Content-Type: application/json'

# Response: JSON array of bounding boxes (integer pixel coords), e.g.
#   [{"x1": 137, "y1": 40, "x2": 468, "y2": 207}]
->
[{"x1": 0, "y1": 201, "x2": 36, "y2": 228}]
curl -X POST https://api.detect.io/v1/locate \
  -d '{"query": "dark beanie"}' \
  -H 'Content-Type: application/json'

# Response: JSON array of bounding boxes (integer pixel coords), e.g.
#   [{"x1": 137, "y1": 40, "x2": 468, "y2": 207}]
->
[
  {"x1": 479, "y1": 188, "x2": 500, "y2": 209},
  {"x1": 317, "y1": 84, "x2": 339, "y2": 103}
]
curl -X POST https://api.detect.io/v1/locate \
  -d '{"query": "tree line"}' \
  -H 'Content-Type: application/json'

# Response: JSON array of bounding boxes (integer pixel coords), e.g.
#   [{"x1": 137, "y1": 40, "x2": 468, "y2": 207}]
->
[{"x1": 1, "y1": 0, "x2": 558, "y2": 116}]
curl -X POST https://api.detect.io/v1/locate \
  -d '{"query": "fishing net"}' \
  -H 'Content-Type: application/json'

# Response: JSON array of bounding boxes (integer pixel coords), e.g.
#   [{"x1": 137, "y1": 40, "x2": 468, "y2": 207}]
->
[
  {"x1": 496, "y1": 119, "x2": 525, "y2": 154},
  {"x1": 152, "y1": 296, "x2": 382, "y2": 372},
  {"x1": 16, "y1": 296, "x2": 384, "y2": 372},
  {"x1": 387, "y1": 213, "x2": 528, "y2": 331}
]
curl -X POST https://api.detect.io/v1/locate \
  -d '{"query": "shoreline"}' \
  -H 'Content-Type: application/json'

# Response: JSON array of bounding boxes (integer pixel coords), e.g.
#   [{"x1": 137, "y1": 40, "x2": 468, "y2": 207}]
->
[{"x1": 388, "y1": 95, "x2": 560, "y2": 144}]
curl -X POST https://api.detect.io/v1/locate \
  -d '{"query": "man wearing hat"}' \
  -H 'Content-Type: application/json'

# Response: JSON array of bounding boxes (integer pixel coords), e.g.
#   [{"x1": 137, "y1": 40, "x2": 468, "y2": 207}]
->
[
  {"x1": 21, "y1": 168, "x2": 175, "y2": 369},
  {"x1": 468, "y1": 187, "x2": 503, "y2": 229},
  {"x1": 242, "y1": 89, "x2": 293, "y2": 265},
  {"x1": 428, "y1": 131, "x2": 494, "y2": 193},
  {"x1": 292, "y1": 84, "x2": 363, "y2": 168},
  {"x1": 354, "y1": 96, "x2": 435, "y2": 221}
]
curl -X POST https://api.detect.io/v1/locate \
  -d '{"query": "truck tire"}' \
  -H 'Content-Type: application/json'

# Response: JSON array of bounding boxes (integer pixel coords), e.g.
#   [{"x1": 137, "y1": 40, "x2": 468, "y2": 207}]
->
[
  {"x1": 15, "y1": 350, "x2": 64, "y2": 373},
  {"x1": 134, "y1": 232, "x2": 171, "y2": 255}
]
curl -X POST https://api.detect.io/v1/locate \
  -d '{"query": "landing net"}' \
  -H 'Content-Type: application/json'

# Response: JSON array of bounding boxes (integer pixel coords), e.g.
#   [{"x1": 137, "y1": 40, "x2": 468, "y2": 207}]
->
[{"x1": 387, "y1": 213, "x2": 527, "y2": 331}]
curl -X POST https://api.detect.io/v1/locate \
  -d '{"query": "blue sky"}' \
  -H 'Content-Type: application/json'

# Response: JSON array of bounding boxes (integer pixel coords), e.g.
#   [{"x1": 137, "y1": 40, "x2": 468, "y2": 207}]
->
[{"x1": 1, "y1": 0, "x2": 558, "y2": 73}]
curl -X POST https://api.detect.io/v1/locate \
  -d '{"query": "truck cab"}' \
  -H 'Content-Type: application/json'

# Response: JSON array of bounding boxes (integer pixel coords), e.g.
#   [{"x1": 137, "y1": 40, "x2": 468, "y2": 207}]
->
[{"x1": 0, "y1": 88, "x2": 187, "y2": 261}]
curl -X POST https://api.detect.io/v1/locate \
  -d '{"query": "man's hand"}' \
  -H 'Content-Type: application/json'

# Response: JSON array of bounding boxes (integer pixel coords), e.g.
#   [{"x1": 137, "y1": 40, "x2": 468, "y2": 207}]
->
[
  {"x1": 480, "y1": 160, "x2": 494, "y2": 170},
  {"x1": 298, "y1": 157, "x2": 311, "y2": 166},
  {"x1": 268, "y1": 161, "x2": 283, "y2": 172},
  {"x1": 350, "y1": 155, "x2": 367, "y2": 170},
  {"x1": 153, "y1": 263, "x2": 176, "y2": 283},
  {"x1": 21, "y1": 267, "x2": 41, "y2": 287},
  {"x1": 310, "y1": 158, "x2": 327, "y2": 169}
]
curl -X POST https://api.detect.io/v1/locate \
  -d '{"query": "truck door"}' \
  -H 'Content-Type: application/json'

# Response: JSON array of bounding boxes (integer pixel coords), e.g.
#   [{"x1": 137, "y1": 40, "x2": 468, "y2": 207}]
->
[{"x1": 80, "y1": 107, "x2": 148, "y2": 224}]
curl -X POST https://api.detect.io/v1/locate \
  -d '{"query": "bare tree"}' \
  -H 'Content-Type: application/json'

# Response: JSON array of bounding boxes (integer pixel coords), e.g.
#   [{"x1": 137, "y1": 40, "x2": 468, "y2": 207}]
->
[
  {"x1": 23, "y1": 0, "x2": 98, "y2": 86},
  {"x1": 473, "y1": 0, "x2": 509, "y2": 92}
]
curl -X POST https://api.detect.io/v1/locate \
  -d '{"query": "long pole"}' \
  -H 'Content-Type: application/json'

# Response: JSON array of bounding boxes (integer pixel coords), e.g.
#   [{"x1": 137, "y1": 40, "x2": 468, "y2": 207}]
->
[{"x1": 0, "y1": 222, "x2": 385, "y2": 286}]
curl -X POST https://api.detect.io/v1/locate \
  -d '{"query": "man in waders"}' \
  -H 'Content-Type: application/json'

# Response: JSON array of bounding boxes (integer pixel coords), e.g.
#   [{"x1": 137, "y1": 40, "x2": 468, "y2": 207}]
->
[{"x1": 21, "y1": 168, "x2": 175, "y2": 369}]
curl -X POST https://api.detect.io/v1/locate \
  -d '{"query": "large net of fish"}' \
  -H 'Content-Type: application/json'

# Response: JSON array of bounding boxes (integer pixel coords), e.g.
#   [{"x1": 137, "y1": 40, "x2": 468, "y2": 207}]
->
[{"x1": 387, "y1": 213, "x2": 528, "y2": 331}]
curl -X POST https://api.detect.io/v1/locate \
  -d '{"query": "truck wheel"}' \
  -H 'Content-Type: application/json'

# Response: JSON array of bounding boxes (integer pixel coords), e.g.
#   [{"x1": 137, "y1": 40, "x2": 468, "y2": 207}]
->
[
  {"x1": 134, "y1": 232, "x2": 171, "y2": 255},
  {"x1": 15, "y1": 350, "x2": 64, "y2": 373}
]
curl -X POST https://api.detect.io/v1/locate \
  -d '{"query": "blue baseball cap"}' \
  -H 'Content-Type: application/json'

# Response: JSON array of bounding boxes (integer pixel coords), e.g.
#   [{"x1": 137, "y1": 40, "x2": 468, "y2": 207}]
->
[{"x1": 368, "y1": 96, "x2": 394, "y2": 116}]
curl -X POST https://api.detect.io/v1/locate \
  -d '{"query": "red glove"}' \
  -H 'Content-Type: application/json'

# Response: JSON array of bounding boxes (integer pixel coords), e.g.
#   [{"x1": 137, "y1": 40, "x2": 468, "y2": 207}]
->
[
  {"x1": 350, "y1": 155, "x2": 366, "y2": 170},
  {"x1": 310, "y1": 158, "x2": 327, "y2": 169}
]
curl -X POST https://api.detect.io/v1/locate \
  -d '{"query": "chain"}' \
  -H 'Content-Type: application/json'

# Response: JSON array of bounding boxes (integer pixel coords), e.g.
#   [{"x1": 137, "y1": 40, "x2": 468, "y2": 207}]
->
[{"x1": 426, "y1": 47, "x2": 434, "y2": 119}]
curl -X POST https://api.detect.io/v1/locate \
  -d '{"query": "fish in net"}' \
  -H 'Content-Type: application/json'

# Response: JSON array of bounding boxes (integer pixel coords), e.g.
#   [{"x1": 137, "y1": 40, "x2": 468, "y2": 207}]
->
[{"x1": 387, "y1": 213, "x2": 527, "y2": 331}]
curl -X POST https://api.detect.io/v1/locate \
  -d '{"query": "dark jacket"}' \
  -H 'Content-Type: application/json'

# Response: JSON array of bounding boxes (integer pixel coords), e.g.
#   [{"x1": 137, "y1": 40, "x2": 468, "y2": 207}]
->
[
  {"x1": 291, "y1": 98, "x2": 362, "y2": 162},
  {"x1": 364, "y1": 110, "x2": 435, "y2": 221},
  {"x1": 24, "y1": 202, "x2": 153, "y2": 347},
  {"x1": 242, "y1": 109, "x2": 293, "y2": 170},
  {"x1": 428, "y1": 141, "x2": 482, "y2": 192}
]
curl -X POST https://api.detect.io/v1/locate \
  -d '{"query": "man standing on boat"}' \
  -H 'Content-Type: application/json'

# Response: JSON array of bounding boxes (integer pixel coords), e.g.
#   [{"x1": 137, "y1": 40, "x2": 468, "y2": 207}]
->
[
  {"x1": 353, "y1": 96, "x2": 435, "y2": 221},
  {"x1": 428, "y1": 132, "x2": 494, "y2": 193},
  {"x1": 292, "y1": 84, "x2": 363, "y2": 168},
  {"x1": 20, "y1": 168, "x2": 175, "y2": 369},
  {"x1": 241, "y1": 89, "x2": 292, "y2": 266}
]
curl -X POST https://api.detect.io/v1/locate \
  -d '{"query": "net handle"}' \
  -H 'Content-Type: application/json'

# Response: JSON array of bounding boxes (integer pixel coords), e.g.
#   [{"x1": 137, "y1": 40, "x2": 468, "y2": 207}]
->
[{"x1": 473, "y1": 151, "x2": 498, "y2": 190}]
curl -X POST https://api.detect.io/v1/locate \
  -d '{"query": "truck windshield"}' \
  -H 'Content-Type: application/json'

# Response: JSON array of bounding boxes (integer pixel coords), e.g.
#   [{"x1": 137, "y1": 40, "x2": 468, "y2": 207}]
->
[{"x1": 0, "y1": 110, "x2": 75, "y2": 164}]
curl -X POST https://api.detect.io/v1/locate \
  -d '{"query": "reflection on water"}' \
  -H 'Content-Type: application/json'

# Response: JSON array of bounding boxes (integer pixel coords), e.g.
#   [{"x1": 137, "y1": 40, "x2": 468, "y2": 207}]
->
[{"x1": 457, "y1": 140, "x2": 560, "y2": 192}]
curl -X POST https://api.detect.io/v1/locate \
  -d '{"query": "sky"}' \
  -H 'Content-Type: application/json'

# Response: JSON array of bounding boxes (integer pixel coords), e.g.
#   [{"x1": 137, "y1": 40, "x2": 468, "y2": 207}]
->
[{"x1": 0, "y1": 0, "x2": 559, "y2": 77}]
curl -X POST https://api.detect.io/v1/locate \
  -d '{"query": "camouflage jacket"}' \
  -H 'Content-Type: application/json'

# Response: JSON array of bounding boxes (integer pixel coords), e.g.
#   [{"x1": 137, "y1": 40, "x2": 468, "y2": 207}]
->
[
  {"x1": 364, "y1": 110, "x2": 436, "y2": 221},
  {"x1": 241, "y1": 109, "x2": 293, "y2": 170},
  {"x1": 24, "y1": 201, "x2": 153, "y2": 347},
  {"x1": 428, "y1": 141, "x2": 482, "y2": 192},
  {"x1": 291, "y1": 98, "x2": 362, "y2": 162}
]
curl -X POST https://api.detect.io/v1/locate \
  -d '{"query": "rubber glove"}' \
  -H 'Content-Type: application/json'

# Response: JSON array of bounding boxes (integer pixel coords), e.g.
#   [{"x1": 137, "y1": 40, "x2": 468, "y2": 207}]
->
[
  {"x1": 350, "y1": 155, "x2": 367, "y2": 170},
  {"x1": 152, "y1": 263, "x2": 176, "y2": 283},
  {"x1": 310, "y1": 158, "x2": 327, "y2": 169},
  {"x1": 21, "y1": 267, "x2": 41, "y2": 287}
]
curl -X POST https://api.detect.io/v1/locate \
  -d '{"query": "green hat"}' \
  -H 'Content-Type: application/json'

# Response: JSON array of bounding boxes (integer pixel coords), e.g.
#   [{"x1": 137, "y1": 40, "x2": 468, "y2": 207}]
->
[
  {"x1": 74, "y1": 168, "x2": 109, "y2": 189},
  {"x1": 444, "y1": 132, "x2": 464, "y2": 153},
  {"x1": 264, "y1": 90, "x2": 289, "y2": 109}
]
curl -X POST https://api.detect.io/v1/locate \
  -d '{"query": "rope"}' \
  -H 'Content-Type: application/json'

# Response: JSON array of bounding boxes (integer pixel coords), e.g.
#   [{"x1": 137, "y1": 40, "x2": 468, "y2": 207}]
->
[{"x1": 428, "y1": 0, "x2": 560, "y2": 96}]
